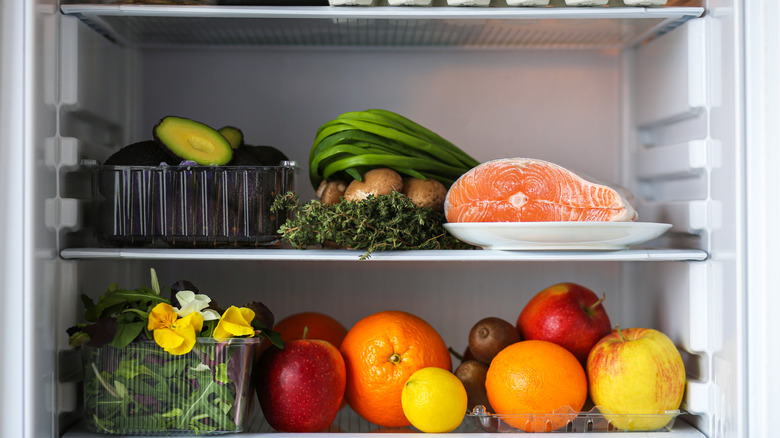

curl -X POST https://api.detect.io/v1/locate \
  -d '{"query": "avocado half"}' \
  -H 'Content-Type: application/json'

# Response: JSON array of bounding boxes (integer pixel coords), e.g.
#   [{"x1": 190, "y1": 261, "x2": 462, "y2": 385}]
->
[
  {"x1": 218, "y1": 126, "x2": 244, "y2": 150},
  {"x1": 153, "y1": 116, "x2": 233, "y2": 166}
]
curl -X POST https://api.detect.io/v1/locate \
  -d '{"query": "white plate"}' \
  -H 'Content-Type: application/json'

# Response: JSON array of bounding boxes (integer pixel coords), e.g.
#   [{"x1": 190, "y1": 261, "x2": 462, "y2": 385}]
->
[{"x1": 444, "y1": 222, "x2": 672, "y2": 251}]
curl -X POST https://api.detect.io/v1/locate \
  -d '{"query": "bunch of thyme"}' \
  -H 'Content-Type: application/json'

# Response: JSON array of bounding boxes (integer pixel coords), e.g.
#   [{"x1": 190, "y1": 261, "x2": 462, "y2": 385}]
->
[{"x1": 272, "y1": 191, "x2": 472, "y2": 259}]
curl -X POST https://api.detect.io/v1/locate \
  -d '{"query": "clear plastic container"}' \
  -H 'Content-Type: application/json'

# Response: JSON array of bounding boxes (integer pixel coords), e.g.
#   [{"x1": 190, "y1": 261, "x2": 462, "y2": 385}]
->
[
  {"x1": 564, "y1": 0, "x2": 609, "y2": 5},
  {"x1": 622, "y1": 0, "x2": 667, "y2": 5},
  {"x1": 505, "y1": 0, "x2": 549, "y2": 5},
  {"x1": 328, "y1": 0, "x2": 378, "y2": 6},
  {"x1": 446, "y1": 0, "x2": 491, "y2": 7},
  {"x1": 88, "y1": 162, "x2": 297, "y2": 248},
  {"x1": 467, "y1": 405, "x2": 683, "y2": 433},
  {"x1": 81, "y1": 338, "x2": 260, "y2": 435},
  {"x1": 386, "y1": 0, "x2": 433, "y2": 6}
]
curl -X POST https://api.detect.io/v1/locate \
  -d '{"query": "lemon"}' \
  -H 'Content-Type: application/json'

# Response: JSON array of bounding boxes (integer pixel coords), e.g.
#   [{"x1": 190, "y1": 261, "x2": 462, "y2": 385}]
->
[{"x1": 401, "y1": 367, "x2": 467, "y2": 433}]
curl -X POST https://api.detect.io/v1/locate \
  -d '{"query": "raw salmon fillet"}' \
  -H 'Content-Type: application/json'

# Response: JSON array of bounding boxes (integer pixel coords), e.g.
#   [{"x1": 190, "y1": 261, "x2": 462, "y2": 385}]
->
[{"x1": 444, "y1": 158, "x2": 637, "y2": 223}]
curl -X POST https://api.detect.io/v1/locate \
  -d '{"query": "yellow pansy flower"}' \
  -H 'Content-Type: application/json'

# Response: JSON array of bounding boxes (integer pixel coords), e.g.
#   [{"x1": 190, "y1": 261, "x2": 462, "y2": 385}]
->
[
  {"x1": 213, "y1": 306, "x2": 255, "y2": 342},
  {"x1": 147, "y1": 303, "x2": 204, "y2": 355}
]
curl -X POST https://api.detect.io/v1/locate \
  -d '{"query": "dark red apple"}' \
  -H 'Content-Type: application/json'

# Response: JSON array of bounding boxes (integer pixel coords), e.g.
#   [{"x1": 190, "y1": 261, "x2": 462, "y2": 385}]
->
[
  {"x1": 516, "y1": 282, "x2": 611, "y2": 364},
  {"x1": 256, "y1": 339, "x2": 346, "y2": 432}
]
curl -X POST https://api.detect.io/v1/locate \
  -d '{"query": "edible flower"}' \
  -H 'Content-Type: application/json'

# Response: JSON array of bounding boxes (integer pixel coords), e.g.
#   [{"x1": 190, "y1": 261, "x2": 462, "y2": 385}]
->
[
  {"x1": 173, "y1": 290, "x2": 220, "y2": 321},
  {"x1": 67, "y1": 269, "x2": 284, "y2": 354},
  {"x1": 213, "y1": 306, "x2": 255, "y2": 342},
  {"x1": 148, "y1": 303, "x2": 204, "y2": 355}
]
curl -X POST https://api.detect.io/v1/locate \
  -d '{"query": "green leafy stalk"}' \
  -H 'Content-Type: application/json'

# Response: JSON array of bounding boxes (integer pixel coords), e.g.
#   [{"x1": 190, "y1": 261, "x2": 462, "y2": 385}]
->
[
  {"x1": 309, "y1": 109, "x2": 479, "y2": 190},
  {"x1": 321, "y1": 154, "x2": 467, "y2": 182},
  {"x1": 365, "y1": 108, "x2": 480, "y2": 168}
]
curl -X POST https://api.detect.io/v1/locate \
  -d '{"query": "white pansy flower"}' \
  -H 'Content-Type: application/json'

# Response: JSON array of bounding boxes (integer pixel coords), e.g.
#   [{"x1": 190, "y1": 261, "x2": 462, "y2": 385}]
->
[{"x1": 174, "y1": 290, "x2": 221, "y2": 321}]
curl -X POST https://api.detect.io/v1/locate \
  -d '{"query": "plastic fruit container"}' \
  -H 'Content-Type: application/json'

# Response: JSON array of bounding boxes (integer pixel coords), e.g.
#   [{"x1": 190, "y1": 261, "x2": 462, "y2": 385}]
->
[
  {"x1": 467, "y1": 405, "x2": 683, "y2": 433},
  {"x1": 81, "y1": 338, "x2": 259, "y2": 435},
  {"x1": 87, "y1": 161, "x2": 297, "y2": 248}
]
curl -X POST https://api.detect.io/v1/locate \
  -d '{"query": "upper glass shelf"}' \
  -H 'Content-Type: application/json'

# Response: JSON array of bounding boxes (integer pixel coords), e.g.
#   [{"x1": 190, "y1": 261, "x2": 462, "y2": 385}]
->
[
  {"x1": 60, "y1": 4, "x2": 704, "y2": 49},
  {"x1": 60, "y1": 247, "x2": 709, "y2": 262}
]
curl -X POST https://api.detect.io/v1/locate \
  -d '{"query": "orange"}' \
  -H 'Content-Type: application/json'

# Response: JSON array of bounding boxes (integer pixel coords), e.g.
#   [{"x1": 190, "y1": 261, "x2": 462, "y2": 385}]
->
[
  {"x1": 260, "y1": 311, "x2": 348, "y2": 353},
  {"x1": 485, "y1": 340, "x2": 587, "y2": 432},
  {"x1": 339, "y1": 310, "x2": 452, "y2": 428},
  {"x1": 444, "y1": 158, "x2": 637, "y2": 223}
]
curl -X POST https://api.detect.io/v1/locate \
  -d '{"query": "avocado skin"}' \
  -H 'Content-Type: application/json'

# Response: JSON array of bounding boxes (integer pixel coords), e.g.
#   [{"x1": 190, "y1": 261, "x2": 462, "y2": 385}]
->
[
  {"x1": 227, "y1": 147, "x2": 262, "y2": 166},
  {"x1": 244, "y1": 145, "x2": 289, "y2": 166},
  {"x1": 227, "y1": 145, "x2": 288, "y2": 166},
  {"x1": 104, "y1": 140, "x2": 175, "y2": 166},
  {"x1": 153, "y1": 116, "x2": 233, "y2": 166}
]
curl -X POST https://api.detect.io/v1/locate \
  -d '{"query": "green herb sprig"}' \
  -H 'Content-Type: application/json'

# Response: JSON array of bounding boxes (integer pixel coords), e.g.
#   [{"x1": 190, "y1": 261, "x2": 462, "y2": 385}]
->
[{"x1": 272, "y1": 191, "x2": 473, "y2": 260}]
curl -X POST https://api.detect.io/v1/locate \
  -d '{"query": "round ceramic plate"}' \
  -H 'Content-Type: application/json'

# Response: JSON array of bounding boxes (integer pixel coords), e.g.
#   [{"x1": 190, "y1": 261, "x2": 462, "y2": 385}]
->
[{"x1": 443, "y1": 222, "x2": 672, "y2": 251}]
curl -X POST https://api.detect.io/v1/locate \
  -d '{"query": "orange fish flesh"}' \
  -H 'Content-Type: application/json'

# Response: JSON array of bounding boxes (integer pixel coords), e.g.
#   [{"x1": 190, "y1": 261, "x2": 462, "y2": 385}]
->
[{"x1": 444, "y1": 158, "x2": 637, "y2": 223}]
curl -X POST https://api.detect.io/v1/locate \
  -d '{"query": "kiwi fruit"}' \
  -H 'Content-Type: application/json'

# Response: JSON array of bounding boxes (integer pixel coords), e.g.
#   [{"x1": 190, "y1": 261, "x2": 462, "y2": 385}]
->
[
  {"x1": 468, "y1": 316, "x2": 522, "y2": 364},
  {"x1": 454, "y1": 359, "x2": 492, "y2": 413}
]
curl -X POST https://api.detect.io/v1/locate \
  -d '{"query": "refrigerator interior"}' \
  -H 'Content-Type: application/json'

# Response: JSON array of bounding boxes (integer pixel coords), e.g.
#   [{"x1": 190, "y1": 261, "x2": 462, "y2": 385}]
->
[{"x1": 0, "y1": 0, "x2": 748, "y2": 437}]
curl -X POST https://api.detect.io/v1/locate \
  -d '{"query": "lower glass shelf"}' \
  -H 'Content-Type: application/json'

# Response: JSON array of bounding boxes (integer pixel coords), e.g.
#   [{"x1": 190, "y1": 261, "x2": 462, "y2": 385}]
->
[{"x1": 63, "y1": 404, "x2": 707, "y2": 436}]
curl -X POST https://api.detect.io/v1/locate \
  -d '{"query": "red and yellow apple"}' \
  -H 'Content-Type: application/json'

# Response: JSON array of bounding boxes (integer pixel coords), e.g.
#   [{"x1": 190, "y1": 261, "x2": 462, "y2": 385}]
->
[
  {"x1": 256, "y1": 338, "x2": 346, "y2": 432},
  {"x1": 516, "y1": 282, "x2": 611, "y2": 363},
  {"x1": 586, "y1": 326, "x2": 686, "y2": 431}
]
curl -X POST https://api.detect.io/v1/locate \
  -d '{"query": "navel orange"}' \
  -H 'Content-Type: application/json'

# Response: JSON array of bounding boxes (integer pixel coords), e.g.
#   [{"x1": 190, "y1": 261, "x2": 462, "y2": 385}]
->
[
  {"x1": 485, "y1": 340, "x2": 587, "y2": 432},
  {"x1": 339, "y1": 310, "x2": 452, "y2": 428}
]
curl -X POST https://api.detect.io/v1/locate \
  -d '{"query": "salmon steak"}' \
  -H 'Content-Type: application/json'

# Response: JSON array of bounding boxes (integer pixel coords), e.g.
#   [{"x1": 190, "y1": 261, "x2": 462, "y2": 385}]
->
[{"x1": 444, "y1": 158, "x2": 637, "y2": 223}]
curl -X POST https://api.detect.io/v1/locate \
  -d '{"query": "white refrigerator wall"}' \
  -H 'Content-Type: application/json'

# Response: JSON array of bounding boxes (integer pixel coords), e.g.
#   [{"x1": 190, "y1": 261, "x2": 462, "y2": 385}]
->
[
  {"x1": 744, "y1": 1, "x2": 780, "y2": 437},
  {"x1": 1, "y1": 1, "x2": 60, "y2": 438},
  {"x1": 128, "y1": 48, "x2": 623, "y2": 203},
  {"x1": 0, "y1": 1, "x2": 755, "y2": 437}
]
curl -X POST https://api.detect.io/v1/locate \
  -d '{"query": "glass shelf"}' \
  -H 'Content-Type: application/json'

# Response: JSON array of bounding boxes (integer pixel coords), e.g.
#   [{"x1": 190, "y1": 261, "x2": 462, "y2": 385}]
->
[
  {"x1": 60, "y1": 247, "x2": 708, "y2": 261},
  {"x1": 60, "y1": 4, "x2": 704, "y2": 49}
]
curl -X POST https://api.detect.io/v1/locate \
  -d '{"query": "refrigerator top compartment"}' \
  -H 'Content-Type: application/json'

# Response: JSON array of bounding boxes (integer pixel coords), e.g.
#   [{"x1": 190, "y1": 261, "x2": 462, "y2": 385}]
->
[
  {"x1": 60, "y1": 4, "x2": 704, "y2": 49},
  {"x1": 57, "y1": 3, "x2": 710, "y2": 263}
]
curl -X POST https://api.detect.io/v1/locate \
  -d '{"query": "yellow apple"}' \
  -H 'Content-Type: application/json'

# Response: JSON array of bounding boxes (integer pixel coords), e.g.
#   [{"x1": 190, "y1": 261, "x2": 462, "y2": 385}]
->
[{"x1": 586, "y1": 326, "x2": 685, "y2": 431}]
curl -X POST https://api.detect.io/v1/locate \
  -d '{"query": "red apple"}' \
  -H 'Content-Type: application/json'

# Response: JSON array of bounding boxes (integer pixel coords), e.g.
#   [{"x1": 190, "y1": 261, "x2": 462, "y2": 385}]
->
[
  {"x1": 516, "y1": 282, "x2": 611, "y2": 363},
  {"x1": 256, "y1": 338, "x2": 346, "y2": 432},
  {"x1": 587, "y1": 326, "x2": 686, "y2": 430}
]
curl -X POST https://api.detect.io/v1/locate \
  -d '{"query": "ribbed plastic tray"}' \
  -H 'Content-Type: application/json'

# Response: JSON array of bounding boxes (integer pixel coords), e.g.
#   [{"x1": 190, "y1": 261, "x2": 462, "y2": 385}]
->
[
  {"x1": 88, "y1": 162, "x2": 297, "y2": 248},
  {"x1": 467, "y1": 405, "x2": 683, "y2": 433}
]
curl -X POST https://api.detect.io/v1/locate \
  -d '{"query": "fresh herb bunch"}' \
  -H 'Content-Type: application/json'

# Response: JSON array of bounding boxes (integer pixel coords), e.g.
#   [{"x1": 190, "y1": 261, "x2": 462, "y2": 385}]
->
[{"x1": 272, "y1": 191, "x2": 473, "y2": 259}]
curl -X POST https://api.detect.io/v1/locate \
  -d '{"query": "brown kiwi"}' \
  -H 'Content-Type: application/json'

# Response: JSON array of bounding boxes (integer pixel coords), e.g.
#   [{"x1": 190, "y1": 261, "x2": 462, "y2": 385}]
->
[
  {"x1": 454, "y1": 360, "x2": 493, "y2": 413},
  {"x1": 468, "y1": 316, "x2": 522, "y2": 364}
]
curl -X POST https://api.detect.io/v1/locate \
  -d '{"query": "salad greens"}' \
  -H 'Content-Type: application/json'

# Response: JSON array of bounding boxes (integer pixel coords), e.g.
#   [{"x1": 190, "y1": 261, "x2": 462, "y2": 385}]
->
[
  {"x1": 69, "y1": 269, "x2": 282, "y2": 434},
  {"x1": 83, "y1": 339, "x2": 256, "y2": 434}
]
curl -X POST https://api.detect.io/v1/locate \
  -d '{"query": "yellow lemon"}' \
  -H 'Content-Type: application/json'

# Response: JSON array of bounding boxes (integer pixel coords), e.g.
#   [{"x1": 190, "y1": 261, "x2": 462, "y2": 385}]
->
[{"x1": 401, "y1": 367, "x2": 467, "y2": 433}]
